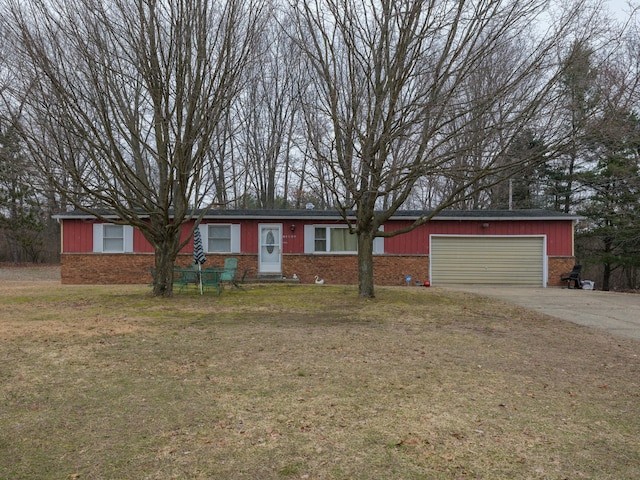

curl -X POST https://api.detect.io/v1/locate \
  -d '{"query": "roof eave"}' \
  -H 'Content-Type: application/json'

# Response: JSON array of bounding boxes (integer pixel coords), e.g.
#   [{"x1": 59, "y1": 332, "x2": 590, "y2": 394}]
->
[{"x1": 52, "y1": 209, "x2": 582, "y2": 222}]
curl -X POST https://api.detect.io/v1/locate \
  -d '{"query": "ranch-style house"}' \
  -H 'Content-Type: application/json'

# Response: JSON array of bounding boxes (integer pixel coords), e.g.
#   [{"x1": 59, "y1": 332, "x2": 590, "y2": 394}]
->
[{"x1": 53, "y1": 208, "x2": 580, "y2": 287}]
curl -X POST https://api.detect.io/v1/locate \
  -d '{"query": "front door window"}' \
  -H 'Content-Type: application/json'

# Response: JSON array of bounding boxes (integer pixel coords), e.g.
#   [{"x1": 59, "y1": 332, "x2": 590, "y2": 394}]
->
[{"x1": 258, "y1": 224, "x2": 282, "y2": 274}]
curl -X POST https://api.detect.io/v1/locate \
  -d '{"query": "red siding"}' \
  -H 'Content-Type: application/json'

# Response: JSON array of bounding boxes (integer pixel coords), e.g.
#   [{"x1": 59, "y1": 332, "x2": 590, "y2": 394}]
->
[
  {"x1": 62, "y1": 219, "x2": 174, "y2": 253},
  {"x1": 202, "y1": 219, "x2": 260, "y2": 253},
  {"x1": 208, "y1": 219, "x2": 319, "y2": 254},
  {"x1": 62, "y1": 219, "x2": 95, "y2": 252},
  {"x1": 61, "y1": 217, "x2": 575, "y2": 257},
  {"x1": 384, "y1": 220, "x2": 574, "y2": 256},
  {"x1": 134, "y1": 229, "x2": 154, "y2": 252},
  {"x1": 282, "y1": 221, "x2": 305, "y2": 254},
  {"x1": 240, "y1": 219, "x2": 257, "y2": 252}
]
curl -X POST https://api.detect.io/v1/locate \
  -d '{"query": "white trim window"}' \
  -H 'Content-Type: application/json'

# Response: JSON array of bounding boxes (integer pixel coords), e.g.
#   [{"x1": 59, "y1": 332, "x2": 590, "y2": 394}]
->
[
  {"x1": 93, "y1": 224, "x2": 134, "y2": 253},
  {"x1": 316, "y1": 226, "x2": 357, "y2": 252},
  {"x1": 200, "y1": 223, "x2": 241, "y2": 253},
  {"x1": 304, "y1": 225, "x2": 384, "y2": 254}
]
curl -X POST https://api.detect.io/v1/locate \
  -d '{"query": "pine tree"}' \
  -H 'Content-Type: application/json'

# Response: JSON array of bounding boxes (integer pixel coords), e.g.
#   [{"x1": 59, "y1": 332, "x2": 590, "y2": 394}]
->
[
  {"x1": 0, "y1": 123, "x2": 45, "y2": 263},
  {"x1": 577, "y1": 110, "x2": 640, "y2": 290}
]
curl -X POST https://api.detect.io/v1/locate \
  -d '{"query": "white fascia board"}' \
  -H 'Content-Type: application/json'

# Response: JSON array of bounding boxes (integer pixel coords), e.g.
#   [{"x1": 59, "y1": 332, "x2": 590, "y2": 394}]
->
[{"x1": 396, "y1": 214, "x2": 583, "y2": 222}]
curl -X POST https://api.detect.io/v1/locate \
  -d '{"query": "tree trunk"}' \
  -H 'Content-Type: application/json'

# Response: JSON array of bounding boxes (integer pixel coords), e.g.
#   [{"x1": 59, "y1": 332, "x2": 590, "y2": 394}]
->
[
  {"x1": 357, "y1": 230, "x2": 375, "y2": 298},
  {"x1": 563, "y1": 153, "x2": 576, "y2": 213},
  {"x1": 152, "y1": 236, "x2": 180, "y2": 297},
  {"x1": 602, "y1": 263, "x2": 611, "y2": 292}
]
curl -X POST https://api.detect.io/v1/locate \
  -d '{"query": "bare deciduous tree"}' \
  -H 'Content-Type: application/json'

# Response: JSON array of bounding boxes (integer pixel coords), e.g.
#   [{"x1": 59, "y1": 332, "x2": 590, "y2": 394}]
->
[
  {"x1": 5, "y1": 0, "x2": 267, "y2": 296},
  {"x1": 289, "y1": 0, "x2": 599, "y2": 297},
  {"x1": 236, "y1": 20, "x2": 305, "y2": 208}
]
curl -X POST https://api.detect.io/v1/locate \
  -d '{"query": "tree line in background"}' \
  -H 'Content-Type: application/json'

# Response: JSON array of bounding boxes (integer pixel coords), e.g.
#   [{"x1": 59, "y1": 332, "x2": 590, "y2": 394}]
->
[{"x1": 0, "y1": 0, "x2": 639, "y2": 294}]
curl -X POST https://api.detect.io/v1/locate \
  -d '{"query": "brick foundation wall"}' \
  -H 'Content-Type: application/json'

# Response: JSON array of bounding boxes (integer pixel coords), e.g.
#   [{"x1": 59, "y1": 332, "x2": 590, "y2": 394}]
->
[
  {"x1": 549, "y1": 257, "x2": 578, "y2": 287},
  {"x1": 60, "y1": 253, "x2": 429, "y2": 286},
  {"x1": 283, "y1": 254, "x2": 429, "y2": 286},
  {"x1": 61, "y1": 254, "x2": 156, "y2": 284},
  {"x1": 60, "y1": 253, "x2": 258, "y2": 285},
  {"x1": 61, "y1": 253, "x2": 575, "y2": 287}
]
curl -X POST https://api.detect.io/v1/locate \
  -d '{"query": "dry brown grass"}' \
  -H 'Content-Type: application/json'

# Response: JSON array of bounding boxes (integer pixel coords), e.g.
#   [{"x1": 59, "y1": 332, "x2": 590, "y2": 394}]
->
[{"x1": 1, "y1": 267, "x2": 639, "y2": 479}]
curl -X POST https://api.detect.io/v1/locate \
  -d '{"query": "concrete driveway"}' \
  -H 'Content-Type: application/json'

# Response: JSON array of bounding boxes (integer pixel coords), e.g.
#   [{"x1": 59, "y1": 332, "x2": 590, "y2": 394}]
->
[{"x1": 445, "y1": 286, "x2": 640, "y2": 342}]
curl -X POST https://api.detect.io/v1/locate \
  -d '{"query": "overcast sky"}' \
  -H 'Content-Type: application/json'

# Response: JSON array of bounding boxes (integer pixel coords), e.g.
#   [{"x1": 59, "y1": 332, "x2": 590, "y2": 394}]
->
[{"x1": 607, "y1": 0, "x2": 638, "y2": 21}]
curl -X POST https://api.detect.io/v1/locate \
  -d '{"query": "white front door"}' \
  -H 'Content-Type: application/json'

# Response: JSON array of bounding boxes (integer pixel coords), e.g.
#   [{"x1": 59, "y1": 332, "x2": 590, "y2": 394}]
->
[{"x1": 258, "y1": 224, "x2": 282, "y2": 274}]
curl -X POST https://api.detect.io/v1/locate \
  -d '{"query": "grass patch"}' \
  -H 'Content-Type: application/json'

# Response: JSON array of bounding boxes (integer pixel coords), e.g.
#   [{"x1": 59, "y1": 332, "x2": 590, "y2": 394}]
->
[{"x1": 1, "y1": 275, "x2": 640, "y2": 479}]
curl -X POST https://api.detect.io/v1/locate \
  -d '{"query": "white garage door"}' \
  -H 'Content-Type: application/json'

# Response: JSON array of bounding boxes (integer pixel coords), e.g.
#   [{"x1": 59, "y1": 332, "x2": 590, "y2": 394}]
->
[{"x1": 430, "y1": 236, "x2": 546, "y2": 286}]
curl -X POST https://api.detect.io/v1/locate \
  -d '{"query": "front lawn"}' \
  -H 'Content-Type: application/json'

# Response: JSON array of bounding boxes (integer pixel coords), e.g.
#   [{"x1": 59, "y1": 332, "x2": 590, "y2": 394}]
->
[{"x1": 1, "y1": 276, "x2": 639, "y2": 479}]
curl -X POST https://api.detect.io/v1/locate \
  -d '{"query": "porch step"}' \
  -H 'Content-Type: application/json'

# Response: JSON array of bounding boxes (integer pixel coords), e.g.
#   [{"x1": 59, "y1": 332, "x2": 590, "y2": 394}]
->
[
  {"x1": 245, "y1": 274, "x2": 300, "y2": 284},
  {"x1": 256, "y1": 273, "x2": 283, "y2": 279}
]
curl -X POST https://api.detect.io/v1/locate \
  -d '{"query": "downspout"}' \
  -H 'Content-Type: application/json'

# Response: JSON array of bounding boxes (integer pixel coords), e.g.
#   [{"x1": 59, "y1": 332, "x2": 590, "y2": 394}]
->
[
  {"x1": 55, "y1": 217, "x2": 63, "y2": 255},
  {"x1": 572, "y1": 218, "x2": 580, "y2": 259}
]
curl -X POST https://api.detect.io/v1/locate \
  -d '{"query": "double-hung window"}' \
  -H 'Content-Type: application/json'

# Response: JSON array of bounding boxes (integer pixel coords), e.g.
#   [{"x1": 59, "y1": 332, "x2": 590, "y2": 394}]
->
[
  {"x1": 200, "y1": 224, "x2": 241, "y2": 253},
  {"x1": 314, "y1": 227, "x2": 328, "y2": 252},
  {"x1": 305, "y1": 225, "x2": 384, "y2": 254},
  {"x1": 208, "y1": 225, "x2": 232, "y2": 253},
  {"x1": 313, "y1": 227, "x2": 358, "y2": 252},
  {"x1": 93, "y1": 224, "x2": 134, "y2": 253},
  {"x1": 103, "y1": 225, "x2": 124, "y2": 252}
]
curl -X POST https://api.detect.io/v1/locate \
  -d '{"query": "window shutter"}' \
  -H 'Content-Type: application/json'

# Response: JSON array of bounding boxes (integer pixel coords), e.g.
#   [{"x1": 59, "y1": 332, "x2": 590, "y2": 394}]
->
[
  {"x1": 304, "y1": 225, "x2": 315, "y2": 253},
  {"x1": 124, "y1": 225, "x2": 134, "y2": 253},
  {"x1": 230, "y1": 224, "x2": 241, "y2": 253},
  {"x1": 373, "y1": 226, "x2": 384, "y2": 254},
  {"x1": 93, "y1": 224, "x2": 103, "y2": 252},
  {"x1": 198, "y1": 224, "x2": 208, "y2": 252}
]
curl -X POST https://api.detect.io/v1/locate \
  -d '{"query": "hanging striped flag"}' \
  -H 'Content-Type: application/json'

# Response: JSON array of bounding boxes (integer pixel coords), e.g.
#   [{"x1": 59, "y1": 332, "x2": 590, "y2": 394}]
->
[{"x1": 193, "y1": 228, "x2": 207, "y2": 265}]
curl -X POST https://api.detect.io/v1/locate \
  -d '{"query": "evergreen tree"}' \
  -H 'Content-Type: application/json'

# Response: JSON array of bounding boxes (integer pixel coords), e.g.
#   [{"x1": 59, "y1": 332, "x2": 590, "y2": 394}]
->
[
  {"x1": 489, "y1": 129, "x2": 549, "y2": 209},
  {"x1": 548, "y1": 41, "x2": 599, "y2": 213},
  {"x1": 0, "y1": 122, "x2": 45, "y2": 263},
  {"x1": 577, "y1": 109, "x2": 640, "y2": 290}
]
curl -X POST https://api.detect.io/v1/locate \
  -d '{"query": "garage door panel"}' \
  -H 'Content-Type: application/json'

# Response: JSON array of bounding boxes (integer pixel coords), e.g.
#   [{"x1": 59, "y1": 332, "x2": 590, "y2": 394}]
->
[{"x1": 430, "y1": 236, "x2": 545, "y2": 286}]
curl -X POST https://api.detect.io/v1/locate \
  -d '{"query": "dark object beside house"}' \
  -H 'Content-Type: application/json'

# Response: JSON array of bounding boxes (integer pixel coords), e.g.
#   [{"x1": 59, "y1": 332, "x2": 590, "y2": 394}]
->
[{"x1": 561, "y1": 265, "x2": 582, "y2": 289}]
